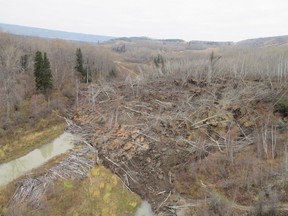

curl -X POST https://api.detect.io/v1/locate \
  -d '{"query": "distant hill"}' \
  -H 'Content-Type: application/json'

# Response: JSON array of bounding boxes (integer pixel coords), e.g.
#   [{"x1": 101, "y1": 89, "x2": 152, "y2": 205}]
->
[
  {"x1": 109, "y1": 36, "x2": 233, "y2": 50},
  {"x1": 0, "y1": 23, "x2": 115, "y2": 43},
  {"x1": 109, "y1": 37, "x2": 186, "y2": 44},
  {"x1": 237, "y1": 35, "x2": 288, "y2": 47},
  {"x1": 186, "y1": 40, "x2": 233, "y2": 50},
  {"x1": 2, "y1": 23, "x2": 287, "y2": 48}
]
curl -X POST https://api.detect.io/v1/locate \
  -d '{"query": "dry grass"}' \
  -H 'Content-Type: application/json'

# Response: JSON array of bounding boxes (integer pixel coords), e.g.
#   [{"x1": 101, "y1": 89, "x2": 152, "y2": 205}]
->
[
  {"x1": 0, "y1": 111, "x2": 65, "y2": 163},
  {"x1": 0, "y1": 165, "x2": 141, "y2": 216},
  {"x1": 47, "y1": 165, "x2": 141, "y2": 216}
]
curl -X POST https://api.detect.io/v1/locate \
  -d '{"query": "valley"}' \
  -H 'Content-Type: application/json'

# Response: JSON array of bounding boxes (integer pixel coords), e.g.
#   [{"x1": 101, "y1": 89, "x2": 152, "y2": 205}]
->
[{"x1": 1, "y1": 30, "x2": 288, "y2": 215}]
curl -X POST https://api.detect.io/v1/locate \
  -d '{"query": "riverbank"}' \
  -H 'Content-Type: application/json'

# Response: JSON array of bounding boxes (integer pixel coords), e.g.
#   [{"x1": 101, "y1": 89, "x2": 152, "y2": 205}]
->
[
  {"x1": 0, "y1": 149, "x2": 142, "y2": 216},
  {"x1": 0, "y1": 111, "x2": 65, "y2": 164},
  {"x1": 0, "y1": 164, "x2": 142, "y2": 216},
  {"x1": 0, "y1": 152, "x2": 69, "y2": 215},
  {"x1": 0, "y1": 118, "x2": 143, "y2": 216}
]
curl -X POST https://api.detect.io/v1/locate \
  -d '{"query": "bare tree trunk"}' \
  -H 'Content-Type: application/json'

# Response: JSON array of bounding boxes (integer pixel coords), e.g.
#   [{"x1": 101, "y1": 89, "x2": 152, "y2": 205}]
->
[
  {"x1": 4, "y1": 84, "x2": 11, "y2": 118},
  {"x1": 76, "y1": 79, "x2": 79, "y2": 109}
]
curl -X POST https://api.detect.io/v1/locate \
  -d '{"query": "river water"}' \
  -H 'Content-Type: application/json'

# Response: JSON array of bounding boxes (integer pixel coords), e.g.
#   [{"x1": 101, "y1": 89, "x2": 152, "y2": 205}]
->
[
  {"x1": 0, "y1": 132, "x2": 77, "y2": 187},
  {"x1": 135, "y1": 201, "x2": 154, "y2": 216}
]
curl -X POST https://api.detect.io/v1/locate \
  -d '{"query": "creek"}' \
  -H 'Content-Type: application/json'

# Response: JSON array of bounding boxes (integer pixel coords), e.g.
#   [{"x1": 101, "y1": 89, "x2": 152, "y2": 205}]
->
[
  {"x1": 0, "y1": 132, "x2": 154, "y2": 215},
  {"x1": 0, "y1": 132, "x2": 77, "y2": 187}
]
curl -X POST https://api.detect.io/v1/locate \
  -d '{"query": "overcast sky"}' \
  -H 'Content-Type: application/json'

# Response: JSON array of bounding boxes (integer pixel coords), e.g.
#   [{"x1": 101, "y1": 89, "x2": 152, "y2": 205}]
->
[{"x1": 0, "y1": 0, "x2": 287, "y2": 41}]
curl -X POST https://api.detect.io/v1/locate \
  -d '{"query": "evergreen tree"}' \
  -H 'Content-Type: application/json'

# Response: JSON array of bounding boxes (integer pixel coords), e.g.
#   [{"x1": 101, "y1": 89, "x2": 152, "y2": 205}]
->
[
  {"x1": 153, "y1": 54, "x2": 164, "y2": 69},
  {"x1": 21, "y1": 54, "x2": 29, "y2": 71},
  {"x1": 75, "y1": 48, "x2": 85, "y2": 78},
  {"x1": 34, "y1": 51, "x2": 53, "y2": 93},
  {"x1": 75, "y1": 48, "x2": 91, "y2": 82},
  {"x1": 34, "y1": 51, "x2": 43, "y2": 91},
  {"x1": 42, "y1": 52, "x2": 53, "y2": 92}
]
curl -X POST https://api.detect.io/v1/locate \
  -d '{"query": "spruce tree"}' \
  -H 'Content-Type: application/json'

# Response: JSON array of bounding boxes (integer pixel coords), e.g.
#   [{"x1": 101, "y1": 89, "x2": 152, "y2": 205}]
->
[
  {"x1": 21, "y1": 54, "x2": 29, "y2": 71},
  {"x1": 75, "y1": 48, "x2": 85, "y2": 79},
  {"x1": 34, "y1": 51, "x2": 53, "y2": 93},
  {"x1": 34, "y1": 51, "x2": 43, "y2": 91},
  {"x1": 42, "y1": 52, "x2": 53, "y2": 92}
]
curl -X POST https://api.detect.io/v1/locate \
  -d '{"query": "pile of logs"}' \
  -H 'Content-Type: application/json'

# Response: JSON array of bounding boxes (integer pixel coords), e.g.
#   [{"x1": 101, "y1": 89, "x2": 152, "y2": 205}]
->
[{"x1": 8, "y1": 145, "x2": 97, "y2": 215}]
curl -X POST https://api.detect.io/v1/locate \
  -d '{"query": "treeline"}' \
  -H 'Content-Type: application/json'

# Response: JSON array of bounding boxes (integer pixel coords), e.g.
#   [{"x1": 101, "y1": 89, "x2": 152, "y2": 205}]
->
[{"x1": 0, "y1": 32, "x2": 117, "y2": 132}]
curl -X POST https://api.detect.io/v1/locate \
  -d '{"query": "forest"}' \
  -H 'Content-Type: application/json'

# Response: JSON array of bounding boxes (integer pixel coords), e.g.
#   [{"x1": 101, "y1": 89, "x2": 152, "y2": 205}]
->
[{"x1": 0, "y1": 32, "x2": 116, "y2": 160}]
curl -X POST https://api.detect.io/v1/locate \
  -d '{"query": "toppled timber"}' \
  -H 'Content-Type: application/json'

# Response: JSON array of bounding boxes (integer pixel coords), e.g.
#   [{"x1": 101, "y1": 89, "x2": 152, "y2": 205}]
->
[{"x1": 8, "y1": 144, "x2": 97, "y2": 215}]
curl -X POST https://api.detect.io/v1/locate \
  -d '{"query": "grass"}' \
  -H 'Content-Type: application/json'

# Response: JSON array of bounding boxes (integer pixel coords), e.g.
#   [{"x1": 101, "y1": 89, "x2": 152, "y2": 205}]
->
[
  {"x1": 59, "y1": 165, "x2": 141, "y2": 216},
  {"x1": 0, "y1": 165, "x2": 141, "y2": 216},
  {"x1": 46, "y1": 166, "x2": 141, "y2": 216},
  {"x1": 0, "y1": 111, "x2": 65, "y2": 164}
]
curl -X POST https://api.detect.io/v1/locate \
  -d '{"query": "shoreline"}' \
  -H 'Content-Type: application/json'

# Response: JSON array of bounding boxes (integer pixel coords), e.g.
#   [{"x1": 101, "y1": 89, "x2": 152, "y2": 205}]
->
[{"x1": 0, "y1": 114, "x2": 66, "y2": 164}]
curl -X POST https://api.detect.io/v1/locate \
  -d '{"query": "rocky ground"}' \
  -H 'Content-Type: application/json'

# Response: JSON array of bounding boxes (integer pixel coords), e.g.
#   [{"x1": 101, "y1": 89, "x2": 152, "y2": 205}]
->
[{"x1": 73, "y1": 74, "x2": 288, "y2": 215}]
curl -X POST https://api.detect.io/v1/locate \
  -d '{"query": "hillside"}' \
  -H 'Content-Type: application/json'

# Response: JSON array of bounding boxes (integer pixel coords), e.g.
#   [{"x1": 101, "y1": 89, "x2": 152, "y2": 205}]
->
[
  {"x1": 73, "y1": 75, "x2": 288, "y2": 215},
  {"x1": 237, "y1": 35, "x2": 288, "y2": 47},
  {"x1": 2, "y1": 22, "x2": 288, "y2": 48},
  {"x1": 0, "y1": 23, "x2": 115, "y2": 43},
  {"x1": 108, "y1": 36, "x2": 233, "y2": 52}
]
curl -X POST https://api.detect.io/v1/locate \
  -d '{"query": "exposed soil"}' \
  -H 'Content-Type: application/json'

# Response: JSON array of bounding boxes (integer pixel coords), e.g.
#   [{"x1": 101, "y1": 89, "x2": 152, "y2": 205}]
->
[{"x1": 73, "y1": 75, "x2": 288, "y2": 215}]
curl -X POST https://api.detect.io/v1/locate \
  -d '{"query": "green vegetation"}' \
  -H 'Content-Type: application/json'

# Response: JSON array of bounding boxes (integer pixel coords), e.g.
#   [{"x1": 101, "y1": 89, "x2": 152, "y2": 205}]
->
[
  {"x1": 34, "y1": 51, "x2": 53, "y2": 94},
  {"x1": 75, "y1": 48, "x2": 91, "y2": 82},
  {"x1": 275, "y1": 99, "x2": 288, "y2": 116},
  {"x1": 153, "y1": 54, "x2": 164, "y2": 69},
  {"x1": 75, "y1": 48, "x2": 85, "y2": 78}
]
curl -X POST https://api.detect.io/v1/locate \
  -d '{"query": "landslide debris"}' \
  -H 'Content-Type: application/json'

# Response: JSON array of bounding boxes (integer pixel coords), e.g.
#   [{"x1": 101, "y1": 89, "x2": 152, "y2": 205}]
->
[{"x1": 74, "y1": 76, "x2": 288, "y2": 215}]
